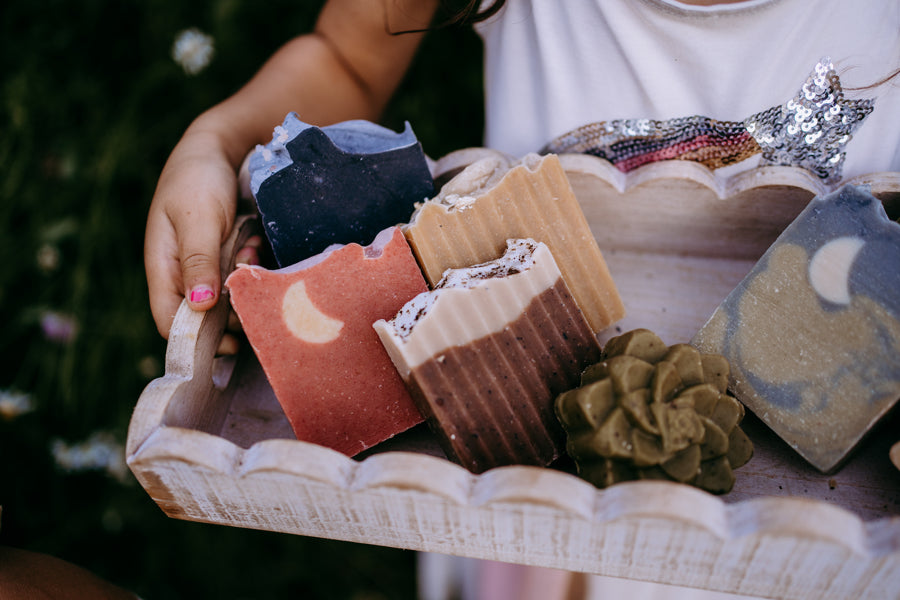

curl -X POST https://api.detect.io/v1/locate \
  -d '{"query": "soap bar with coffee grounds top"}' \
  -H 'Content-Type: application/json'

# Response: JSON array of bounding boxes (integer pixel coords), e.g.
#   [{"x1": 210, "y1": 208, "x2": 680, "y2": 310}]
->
[
  {"x1": 249, "y1": 113, "x2": 434, "y2": 267},
  {"x1": 374, "y1": 239, "x2": 601, "y2": 473},
  {"x1": 225, "y1": 226, "x2": 427, "y2": 456},
  {"x1": 692, "y1": 184, "x2": 900, "y2": 473},
  {"x1": 402, "y1": 153, "x2": 624, "y2": 333}
]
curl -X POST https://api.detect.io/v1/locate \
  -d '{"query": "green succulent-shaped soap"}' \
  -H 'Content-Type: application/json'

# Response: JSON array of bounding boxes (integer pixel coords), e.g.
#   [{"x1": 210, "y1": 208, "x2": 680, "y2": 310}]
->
[{"x1": 555, "y1": 329, "x2": 753, "y2": 494}]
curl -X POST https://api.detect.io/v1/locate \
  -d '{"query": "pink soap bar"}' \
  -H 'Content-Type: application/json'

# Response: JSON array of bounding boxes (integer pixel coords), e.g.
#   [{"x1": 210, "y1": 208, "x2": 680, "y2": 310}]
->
[{"x1": 225, "y1": 227, "x2": 427, "y2": 456}]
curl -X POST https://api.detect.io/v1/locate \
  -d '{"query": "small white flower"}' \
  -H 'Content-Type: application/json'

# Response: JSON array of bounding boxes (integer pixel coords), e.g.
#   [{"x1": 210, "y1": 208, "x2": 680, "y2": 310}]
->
[
  {"x1": 172, "y1": 28, "x2": 214, "y2": 76},
  {"x1": 51, "y1": 431, "x2": 129, "y2": 482},
  {"x1": 0, "y1": 389, "x2": 34, "y2": 421}
]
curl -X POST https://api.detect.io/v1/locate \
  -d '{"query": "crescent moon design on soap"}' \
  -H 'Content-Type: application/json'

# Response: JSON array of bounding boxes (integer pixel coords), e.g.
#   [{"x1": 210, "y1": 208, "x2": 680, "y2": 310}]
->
[
  {"x1": 282, "y1": 279, "x2": 344, "y2": 343},
  {"x1": 808, "y1": 236, "x2": 865, "y2": 305}
]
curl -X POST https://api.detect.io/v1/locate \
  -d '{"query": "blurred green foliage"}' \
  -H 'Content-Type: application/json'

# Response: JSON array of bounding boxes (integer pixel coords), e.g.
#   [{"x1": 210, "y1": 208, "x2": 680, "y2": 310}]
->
[{"x1": 0, "y1": 1, "x2": 483, "y2": 597}]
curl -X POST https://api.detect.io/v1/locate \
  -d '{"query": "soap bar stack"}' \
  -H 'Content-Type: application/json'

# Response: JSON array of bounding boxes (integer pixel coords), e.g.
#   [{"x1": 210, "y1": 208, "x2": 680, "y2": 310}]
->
[
  {"x1": 403, "y1": 153, "x2": 625, "y2": 334},
  {"x1": 231, "y1": 116, "x2": 624, "y2": 469},
  {"x1": 375, "y1": 239, "x2": 602, "y2": 473},
  {"x1": 228, "y1": 116, "x2": 435, "y2": 455}
]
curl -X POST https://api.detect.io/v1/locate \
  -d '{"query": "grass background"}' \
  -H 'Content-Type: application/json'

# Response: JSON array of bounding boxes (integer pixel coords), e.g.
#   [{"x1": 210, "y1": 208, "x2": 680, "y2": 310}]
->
[{"x1": 0, "y1": 1, "x2": 484, "y2": 598}]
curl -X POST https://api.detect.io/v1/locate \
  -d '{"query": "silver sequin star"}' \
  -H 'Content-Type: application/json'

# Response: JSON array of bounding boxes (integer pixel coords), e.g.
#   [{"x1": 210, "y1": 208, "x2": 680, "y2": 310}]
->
[{"x1": 744, "y1": 58, "x2": 874, "y2": 185}]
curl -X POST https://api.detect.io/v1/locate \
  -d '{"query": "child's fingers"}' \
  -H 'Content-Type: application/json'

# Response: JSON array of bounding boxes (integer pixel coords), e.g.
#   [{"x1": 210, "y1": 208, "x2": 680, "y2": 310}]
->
[
  {"x1": 145, "y1": 211, "x2": 187, "y2": 339},
  {"x1": 216, "y1": 332, "x2": 241, "y2": 356},
  {"x1": 216, "y1": 236, "x2": 263, "y2": 355},
  {"x1": 178, "y1": 223, "x2": 225, "y2": 314},
  {"x1": 146, "y1": 127, "x2": 240, "y2": 338},
  {"x1": 147, "y1": 273, "x2": 185, "y2": 340},
  {"x1": 226, "y1": 310, "x2": 242, "y2": 333},
  {"x1": 234, "y1": 234, "x2": 263, "y2": 267}
]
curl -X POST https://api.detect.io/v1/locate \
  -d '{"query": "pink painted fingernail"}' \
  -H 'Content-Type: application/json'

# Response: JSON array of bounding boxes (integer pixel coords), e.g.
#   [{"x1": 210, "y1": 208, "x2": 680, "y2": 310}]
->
[{"x1": 190, "y1": 286, "x2": 215, "y2": 303}]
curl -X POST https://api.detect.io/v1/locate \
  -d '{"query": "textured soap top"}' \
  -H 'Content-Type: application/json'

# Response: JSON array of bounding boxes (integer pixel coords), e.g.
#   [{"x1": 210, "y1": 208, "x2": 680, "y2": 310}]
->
[
  {"x1": 403, "y1": 153, "x2": 624, "y2": 333},
  {"x1": 248, "y1": 113, "x2": 434, "y2": 267},
  {"x1": 692, "y1": 184, "x2": 900, "y2": 473},
  {"x1": 249, "y1": 114, "x2": 422, "y2": 195},
  {"x1": 374, "y1": 239, "x2": 562, "y2": 376}
]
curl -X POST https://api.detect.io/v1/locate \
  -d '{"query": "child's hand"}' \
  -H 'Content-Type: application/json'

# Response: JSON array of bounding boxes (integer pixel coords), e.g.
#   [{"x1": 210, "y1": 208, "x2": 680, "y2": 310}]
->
[
  {"x1": 144, "y1": 126, "x2": 259, "y2": 345},
  {"x1": 145, "y1": 0, "x2": 436, "y2": 345}
]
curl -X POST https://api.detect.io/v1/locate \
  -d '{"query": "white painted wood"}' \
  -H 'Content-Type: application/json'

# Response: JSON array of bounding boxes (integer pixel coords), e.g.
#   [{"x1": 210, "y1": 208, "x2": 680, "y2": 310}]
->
[{"x1": 127, "y1": 155, "x2": 900, "y2": 600}]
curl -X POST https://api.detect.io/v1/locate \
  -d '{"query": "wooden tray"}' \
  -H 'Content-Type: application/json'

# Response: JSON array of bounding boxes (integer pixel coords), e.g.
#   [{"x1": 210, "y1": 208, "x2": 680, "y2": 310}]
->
[{"x1": 127, "y1": 153, "x2": 900, "y2": 600}]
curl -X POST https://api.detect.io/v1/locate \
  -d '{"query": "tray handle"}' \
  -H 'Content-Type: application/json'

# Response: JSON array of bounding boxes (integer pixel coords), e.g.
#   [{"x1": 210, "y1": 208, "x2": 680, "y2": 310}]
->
[{"x1": 127, "y1": 214, "x2": 260, "y2": 454}]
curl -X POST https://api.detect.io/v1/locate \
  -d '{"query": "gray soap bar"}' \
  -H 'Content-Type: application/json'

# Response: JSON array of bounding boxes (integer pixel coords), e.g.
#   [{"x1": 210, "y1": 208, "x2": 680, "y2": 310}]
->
[{"x1": 692, "y1": 184, "x2": 900, "y2": 473}]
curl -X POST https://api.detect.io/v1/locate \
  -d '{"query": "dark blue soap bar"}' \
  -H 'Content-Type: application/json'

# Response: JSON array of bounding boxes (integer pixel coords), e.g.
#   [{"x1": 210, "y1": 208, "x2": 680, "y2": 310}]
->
[{"x1": 249, "y1": 113, "x2": 434, "y2": 267}]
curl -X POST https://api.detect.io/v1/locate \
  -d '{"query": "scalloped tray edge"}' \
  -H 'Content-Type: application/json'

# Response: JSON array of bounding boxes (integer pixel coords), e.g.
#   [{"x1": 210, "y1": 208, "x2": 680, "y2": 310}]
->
[
  {"x1": 433, "y1": 148, "x2": 900, "y2": 200},
  {"x1": 128, "y1": 423, "x2": 900, "y2": 555}
]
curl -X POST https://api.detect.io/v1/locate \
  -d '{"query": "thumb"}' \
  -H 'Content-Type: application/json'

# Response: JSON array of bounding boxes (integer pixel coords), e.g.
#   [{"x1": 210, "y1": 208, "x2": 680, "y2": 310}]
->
[{"x1": 179, "y1": 225, "x2": 226, "y2": 312}]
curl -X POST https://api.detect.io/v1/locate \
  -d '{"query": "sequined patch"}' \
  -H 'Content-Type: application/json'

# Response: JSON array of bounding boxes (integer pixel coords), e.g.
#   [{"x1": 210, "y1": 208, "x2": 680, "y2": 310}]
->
[
  {"x1": 541, "y1": 58, "x2": 874, "y2": 184},
  {"x1": 542, "y1": 116, "x2": 759, "y2": 172},
  {"x1": 745, "y1": 58, "x2": 874, "y2": 184}
]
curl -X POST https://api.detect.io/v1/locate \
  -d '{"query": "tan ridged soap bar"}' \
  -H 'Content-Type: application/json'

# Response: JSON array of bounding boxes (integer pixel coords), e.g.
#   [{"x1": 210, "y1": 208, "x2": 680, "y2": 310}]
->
[{"x1": 403, "y1": 153, "x2": 624, "y2": 333}]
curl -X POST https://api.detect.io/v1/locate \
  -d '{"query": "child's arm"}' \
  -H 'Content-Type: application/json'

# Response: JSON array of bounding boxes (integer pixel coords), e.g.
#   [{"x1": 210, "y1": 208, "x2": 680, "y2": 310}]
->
[{"x1": 145, "y1": 0, "x2": 438, "y2": 339}]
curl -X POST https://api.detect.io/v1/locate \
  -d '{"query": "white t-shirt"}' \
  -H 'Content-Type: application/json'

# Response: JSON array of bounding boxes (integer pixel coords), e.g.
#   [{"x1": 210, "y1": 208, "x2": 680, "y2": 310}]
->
[{"x1": 475, "y1": 0, "x2": 900, "y2": 181}]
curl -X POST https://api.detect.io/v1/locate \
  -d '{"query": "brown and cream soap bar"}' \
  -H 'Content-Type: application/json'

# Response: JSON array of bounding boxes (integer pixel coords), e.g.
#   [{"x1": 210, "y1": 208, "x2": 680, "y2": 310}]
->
[{"x1": 374, "y1": 238, "x2": 602, "y2": 473}]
